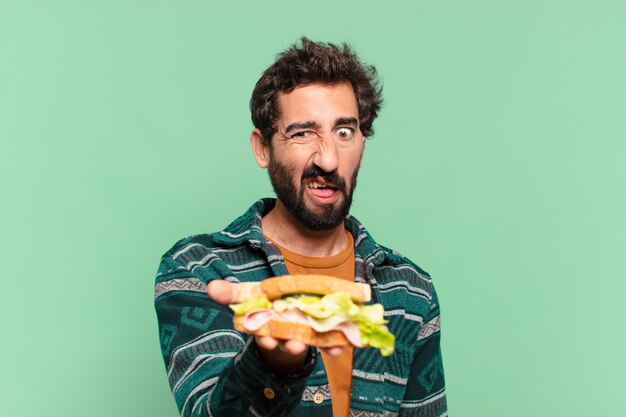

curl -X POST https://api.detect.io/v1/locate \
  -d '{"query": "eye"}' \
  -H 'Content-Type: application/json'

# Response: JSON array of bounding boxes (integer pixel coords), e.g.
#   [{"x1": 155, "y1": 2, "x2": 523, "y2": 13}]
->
[
  {"x1": 291, "y1": 131, "x2": 313, "y2": 139},
  {"x1": 286, "y1": 129, "x2": 322, "y2": 145},
  {"x1": 335, "y1": 127, "x2": 354, "y2": 141}
]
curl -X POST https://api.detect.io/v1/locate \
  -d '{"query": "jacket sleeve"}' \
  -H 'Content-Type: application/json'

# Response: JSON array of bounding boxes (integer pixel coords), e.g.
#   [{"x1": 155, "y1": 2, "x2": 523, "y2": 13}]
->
[
  {"x1": 154, "y1": 253, "x2": 317, "y2": 417},
  {"x1": 399, "y1": 290, "x2": 447, "y2": 417}
]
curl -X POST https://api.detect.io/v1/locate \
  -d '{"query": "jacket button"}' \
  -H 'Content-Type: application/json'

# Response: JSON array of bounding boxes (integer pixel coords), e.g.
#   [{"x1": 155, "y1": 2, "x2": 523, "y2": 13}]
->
[
  {"x1": 263, "y1": 387, "x2": 275, "y2": 400},
  {"x1": 313, "y1": 393, "x2": 324, "y2": 404}
]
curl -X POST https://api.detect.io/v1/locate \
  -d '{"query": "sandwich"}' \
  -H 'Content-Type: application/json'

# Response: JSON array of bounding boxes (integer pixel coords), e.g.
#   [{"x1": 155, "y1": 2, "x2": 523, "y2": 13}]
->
[{"x1": 228, "y1": 274, "x2": 395, "y2": 356}]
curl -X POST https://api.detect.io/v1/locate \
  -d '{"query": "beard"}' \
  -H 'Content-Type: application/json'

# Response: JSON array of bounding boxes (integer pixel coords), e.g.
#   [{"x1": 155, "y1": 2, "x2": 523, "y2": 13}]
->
[{"x1": 267, "y1": 155, "x2": 359, "y2": 231}]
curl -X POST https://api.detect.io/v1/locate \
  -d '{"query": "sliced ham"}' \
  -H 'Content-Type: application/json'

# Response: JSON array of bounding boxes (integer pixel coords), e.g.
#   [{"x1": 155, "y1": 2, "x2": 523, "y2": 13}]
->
[
  {"x1": 243, "y1": 308, "x2": 310, "y2": 331},
  {"x1": 306, "y1": 314, "x2": 348, "y2": 332},
  {"x1": 243, "y1": 309, "x2": 277, "y2": 331},
  {"x1": 278, "y1": 308, "x2": 311, "y2": 325},
  {"x1": 336, "y1": 322, "x2": 364, "y2": 347},
  {"x1": 243, "y1": 307, "x2": 364, "y2": 348}
]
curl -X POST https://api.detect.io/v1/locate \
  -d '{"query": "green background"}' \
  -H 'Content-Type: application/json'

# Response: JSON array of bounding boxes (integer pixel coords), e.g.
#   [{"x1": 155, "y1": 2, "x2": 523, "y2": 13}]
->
[{"x1": 1, "y1": 1, "x2": 624, "y2": 416}]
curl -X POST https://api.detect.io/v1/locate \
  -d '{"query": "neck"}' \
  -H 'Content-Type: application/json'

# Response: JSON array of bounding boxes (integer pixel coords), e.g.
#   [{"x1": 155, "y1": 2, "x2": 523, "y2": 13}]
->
[{"x1": 262, "y1": 200, "x2": 349, "y2": 257}]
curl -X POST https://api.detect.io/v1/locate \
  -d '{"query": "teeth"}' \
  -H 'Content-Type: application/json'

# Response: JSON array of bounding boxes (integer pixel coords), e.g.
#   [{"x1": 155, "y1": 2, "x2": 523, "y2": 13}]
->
[{"x1": 308, "y1": 181, "x2": 325, "y2": 189}]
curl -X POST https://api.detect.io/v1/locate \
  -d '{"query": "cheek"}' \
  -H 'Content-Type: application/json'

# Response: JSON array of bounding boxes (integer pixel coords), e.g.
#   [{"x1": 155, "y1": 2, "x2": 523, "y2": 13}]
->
[
  {"x1": 273, "y1": 150, "x2": 310, "y2": 181},
  {"x1": 339, "y1": 152, "x2": 363, "y2": 176}
]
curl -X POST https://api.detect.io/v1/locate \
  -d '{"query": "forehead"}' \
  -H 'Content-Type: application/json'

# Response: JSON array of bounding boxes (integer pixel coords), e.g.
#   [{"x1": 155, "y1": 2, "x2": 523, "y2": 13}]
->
[{"x1": 276, "y1": 82, "x2": 359, "y2": 125}]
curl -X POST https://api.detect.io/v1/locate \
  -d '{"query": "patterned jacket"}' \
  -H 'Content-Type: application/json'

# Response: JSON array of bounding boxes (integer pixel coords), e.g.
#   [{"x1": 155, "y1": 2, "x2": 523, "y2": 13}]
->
[{"x1": 154, "y1": 199, "x2": 447, "y2": 417}]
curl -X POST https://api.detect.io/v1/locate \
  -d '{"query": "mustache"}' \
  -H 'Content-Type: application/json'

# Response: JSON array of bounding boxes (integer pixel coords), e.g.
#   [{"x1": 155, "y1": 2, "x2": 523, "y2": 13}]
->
[{"x1": 301, "y1": 165, "x2": 347, "y2": 191}]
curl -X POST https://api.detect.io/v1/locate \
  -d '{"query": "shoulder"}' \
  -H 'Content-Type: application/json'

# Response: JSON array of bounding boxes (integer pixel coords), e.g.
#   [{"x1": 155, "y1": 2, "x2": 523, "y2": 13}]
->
[
  {"x1": 347, "y1": 221, "x2": 438, "y2": 312},
  {"x1": 155, "y1": 234, "x2": 231, "y2": 289},
  {"x1": 377, "y1": 244, "x2": 431, "y2": 278},
  {"x1": 160, "y1": 233, "x2": 226, "y2": 267},
  {"x1": 346, "y1": 214, "x2": 433, "y2": 289},
  {"x1": 159, "y1": 232, "x2": 270, "y2": 281},
  {"x1": 158, "y1": 199, "x2": 275, "y2": 278},
  {"x1": 372, "y1": 244, "x2": 437, "y2": 300}
]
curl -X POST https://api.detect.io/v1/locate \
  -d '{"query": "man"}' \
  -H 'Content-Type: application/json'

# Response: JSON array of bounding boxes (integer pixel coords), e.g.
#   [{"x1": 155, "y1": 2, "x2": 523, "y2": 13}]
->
[{"x1": 155, "y1": 37, "x2": 447, "y2": 417}]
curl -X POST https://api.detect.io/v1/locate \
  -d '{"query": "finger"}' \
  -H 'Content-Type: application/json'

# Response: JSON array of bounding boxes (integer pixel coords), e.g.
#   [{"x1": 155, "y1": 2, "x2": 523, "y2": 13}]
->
[
  {"x1": 280, "y1": 340, "x2": 307, "y2": 356},
  {"x1": 207, "y1": 280, "x2": 240, "y2": 304},
  {"x1": 255, "y1": 335, "x2": 279, "y2": 351},
  {"x1": 321, "y1": 346, "x2": 343, "y2": 357}
]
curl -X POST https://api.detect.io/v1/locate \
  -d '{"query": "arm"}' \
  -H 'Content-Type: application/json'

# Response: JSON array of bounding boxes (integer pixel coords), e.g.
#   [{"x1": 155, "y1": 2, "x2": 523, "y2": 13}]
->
[
  {"x1": 154, "y1": 254, "x2": 316, "y2": 417},
  {"x1": 399, "y1": 292, "x2": 447, "y2": 417}
]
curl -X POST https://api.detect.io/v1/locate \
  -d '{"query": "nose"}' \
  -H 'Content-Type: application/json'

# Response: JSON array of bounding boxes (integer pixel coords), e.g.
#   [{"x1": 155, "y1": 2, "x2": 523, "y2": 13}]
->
[{"x1": 312, "y1": 136, "x2": 339, "y2": 173}]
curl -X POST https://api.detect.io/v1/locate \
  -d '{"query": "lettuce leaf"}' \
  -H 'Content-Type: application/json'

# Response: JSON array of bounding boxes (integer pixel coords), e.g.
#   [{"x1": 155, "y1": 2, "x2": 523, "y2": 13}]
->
[
  {"x1": 358, "y1": 321, "x2": 395, "y2": 357},
  {"x1": 228, "y1": 296, "x2": 272, "y2": 315},
  {"x1": 301, "y1": 292, "x2": 359, "y2": 319}
]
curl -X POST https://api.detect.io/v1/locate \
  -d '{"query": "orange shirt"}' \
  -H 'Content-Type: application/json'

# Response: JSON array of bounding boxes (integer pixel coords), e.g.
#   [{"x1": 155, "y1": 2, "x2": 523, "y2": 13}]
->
[{"x1": 269, "y1": 231, "x2": 354, "y2": 417}]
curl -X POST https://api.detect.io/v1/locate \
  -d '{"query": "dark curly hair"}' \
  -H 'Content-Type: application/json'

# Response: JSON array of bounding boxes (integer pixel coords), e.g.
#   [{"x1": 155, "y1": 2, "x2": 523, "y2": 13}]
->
[{"x1": 250, "y1": 37, "x2": 383, "y2": 144}]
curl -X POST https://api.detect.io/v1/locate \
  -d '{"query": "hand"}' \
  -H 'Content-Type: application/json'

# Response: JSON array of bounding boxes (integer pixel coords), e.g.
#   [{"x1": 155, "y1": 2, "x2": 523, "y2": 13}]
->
[{"x1": 207, "y1": 280, "x2": 343, "y2": 374}]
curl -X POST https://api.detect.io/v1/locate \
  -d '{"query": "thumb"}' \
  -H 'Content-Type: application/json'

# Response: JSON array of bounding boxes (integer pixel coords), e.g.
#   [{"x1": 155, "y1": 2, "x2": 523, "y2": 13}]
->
[{"x1": 207, "y1": 280, "x2": 240, "y2": 305}]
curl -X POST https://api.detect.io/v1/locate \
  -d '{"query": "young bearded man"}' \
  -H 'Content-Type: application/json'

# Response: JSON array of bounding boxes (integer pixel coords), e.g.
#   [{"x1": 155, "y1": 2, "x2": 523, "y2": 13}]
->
[{"x1": 154, "y1": 38, "x2": 447, "y2": 417}]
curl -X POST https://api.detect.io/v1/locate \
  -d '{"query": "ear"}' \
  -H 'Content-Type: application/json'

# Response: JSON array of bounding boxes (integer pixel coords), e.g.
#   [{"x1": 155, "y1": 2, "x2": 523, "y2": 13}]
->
[{"x1": 250, "y1": 128, "x2": 270, "y2": 168}]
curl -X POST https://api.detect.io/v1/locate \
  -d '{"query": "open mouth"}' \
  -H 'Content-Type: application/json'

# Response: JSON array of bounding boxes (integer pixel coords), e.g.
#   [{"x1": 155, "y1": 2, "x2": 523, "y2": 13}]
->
[{"x1": 306, "y1": 179, "x2": 340, "y2": 200}]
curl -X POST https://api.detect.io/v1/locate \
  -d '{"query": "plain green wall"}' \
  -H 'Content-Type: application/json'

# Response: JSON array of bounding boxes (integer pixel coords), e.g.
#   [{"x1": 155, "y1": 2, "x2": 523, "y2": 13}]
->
[{"x1": 1, "y1": 1, "x2": 625, "y2": 416}]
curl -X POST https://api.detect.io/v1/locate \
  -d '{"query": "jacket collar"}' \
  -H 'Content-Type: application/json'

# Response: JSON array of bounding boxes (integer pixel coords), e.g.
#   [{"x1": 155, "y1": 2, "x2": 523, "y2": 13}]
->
[
  {"x1": 212, "y1": 198, "x2": 392, "y2": 266},
  {"x1": 211, "y1": 198, "x2": 273, "y2": 247}
]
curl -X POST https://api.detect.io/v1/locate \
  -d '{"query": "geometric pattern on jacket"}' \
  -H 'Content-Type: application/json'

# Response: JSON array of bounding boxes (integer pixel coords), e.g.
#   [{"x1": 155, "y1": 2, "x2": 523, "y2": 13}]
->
[{"x1": 154, "y1": 199, "x2": 447, "y2": 417}]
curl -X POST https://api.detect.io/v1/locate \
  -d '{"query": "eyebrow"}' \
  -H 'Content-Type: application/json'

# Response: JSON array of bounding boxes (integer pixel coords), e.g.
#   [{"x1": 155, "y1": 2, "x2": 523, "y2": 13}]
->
[
  {"x1": 335, "y1": 117, "x2": 358, "y2": 127},
  {"x1": 283, "y1": 117, "x2": 358, "y2": 134},
  {"x1": 284, "y1": 121, "x2": 319, "y2": 134}
]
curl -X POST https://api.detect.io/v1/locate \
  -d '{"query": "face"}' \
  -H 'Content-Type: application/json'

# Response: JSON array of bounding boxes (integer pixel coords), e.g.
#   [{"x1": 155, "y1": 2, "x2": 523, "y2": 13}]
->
[{"x1": 265, "y1": 82, "x2": 365, "y2": 230}]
